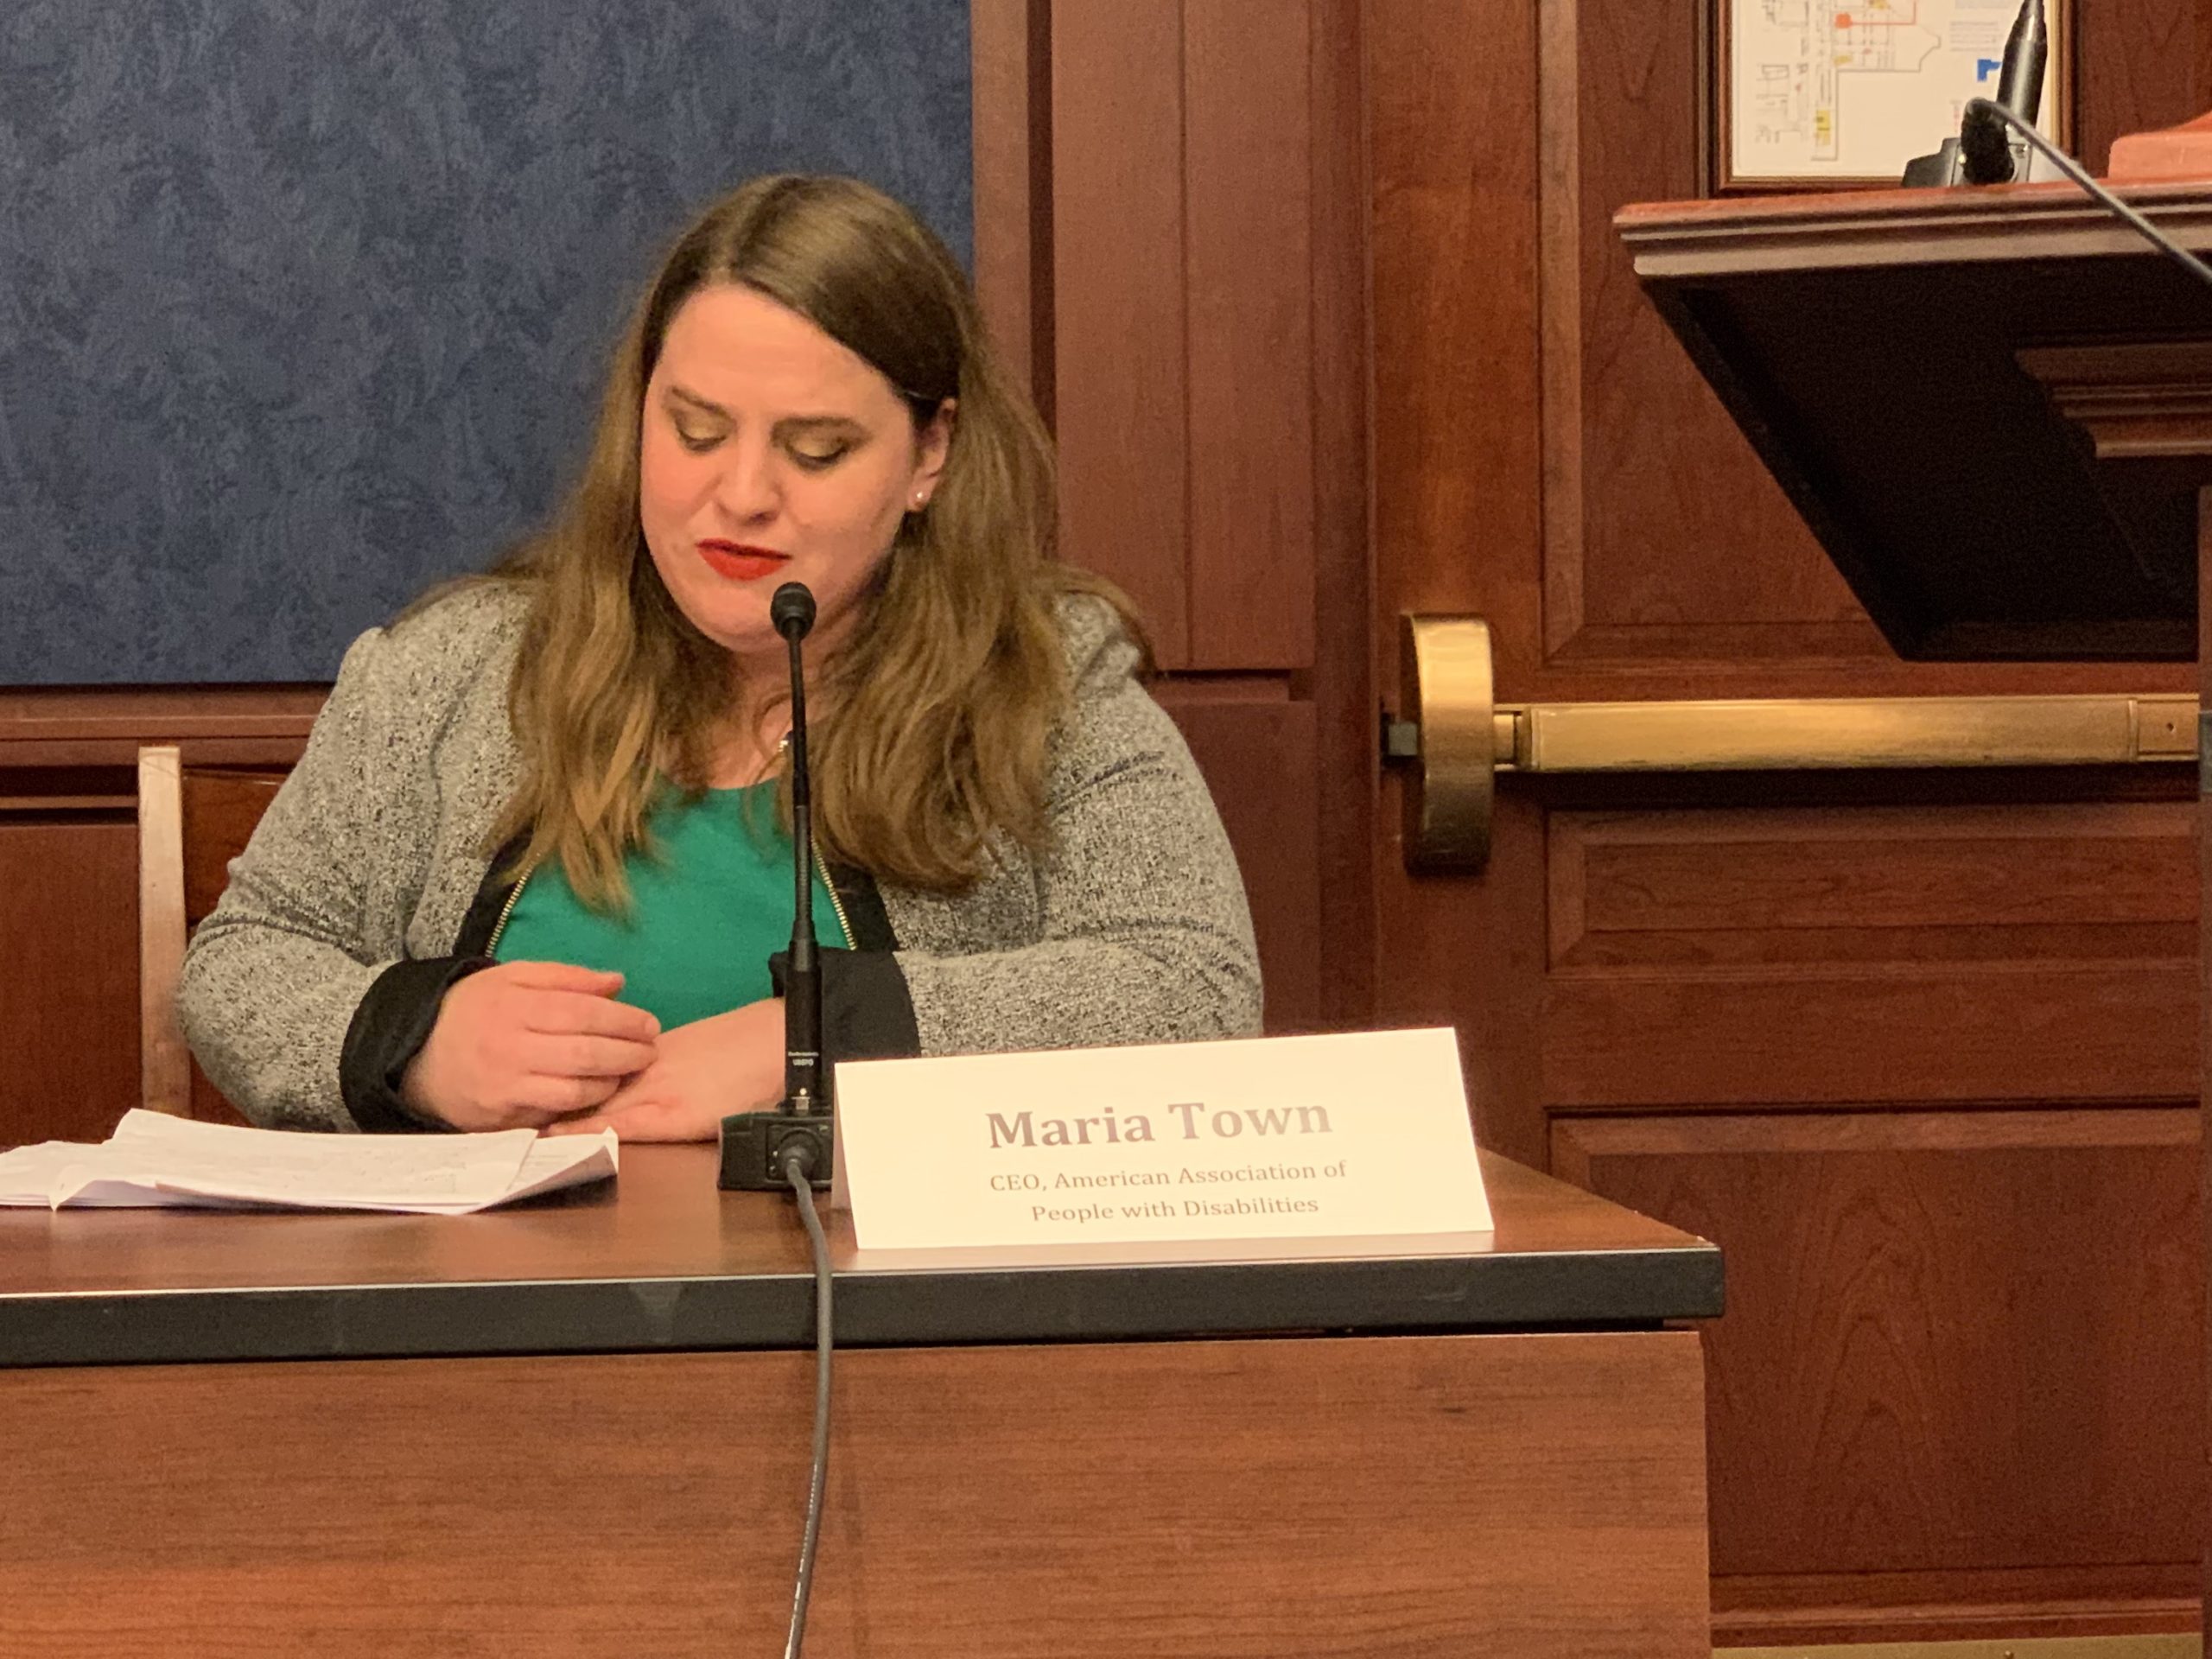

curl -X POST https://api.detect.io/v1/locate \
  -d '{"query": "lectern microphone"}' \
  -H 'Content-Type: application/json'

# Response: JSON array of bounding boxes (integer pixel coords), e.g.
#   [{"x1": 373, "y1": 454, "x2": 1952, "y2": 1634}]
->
[
  {"x1": 719, "y1": 580, "x2": 836, "y2": 1192},
  {"x1": 1901, "y1": 0, "x2": 2054, "y2": 187}
]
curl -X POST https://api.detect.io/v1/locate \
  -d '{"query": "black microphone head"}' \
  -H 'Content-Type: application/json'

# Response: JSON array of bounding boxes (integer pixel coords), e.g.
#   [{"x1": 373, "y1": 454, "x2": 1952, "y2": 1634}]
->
[{"x1": 771, "y1": 582, "x2": 816, "y2": 640}]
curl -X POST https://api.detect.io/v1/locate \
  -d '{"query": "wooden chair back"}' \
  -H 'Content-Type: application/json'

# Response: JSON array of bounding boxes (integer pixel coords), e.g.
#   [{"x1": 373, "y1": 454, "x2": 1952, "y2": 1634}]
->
[{"x1": 138, "y1": 747, "x2": 289, "y2": 1120}]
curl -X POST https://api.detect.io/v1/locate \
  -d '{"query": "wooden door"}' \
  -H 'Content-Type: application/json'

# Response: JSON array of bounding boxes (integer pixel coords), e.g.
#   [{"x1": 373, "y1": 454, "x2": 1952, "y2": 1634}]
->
[{"x1": 1367, "y1": 0, "x2": 2211, "y2": 1646}]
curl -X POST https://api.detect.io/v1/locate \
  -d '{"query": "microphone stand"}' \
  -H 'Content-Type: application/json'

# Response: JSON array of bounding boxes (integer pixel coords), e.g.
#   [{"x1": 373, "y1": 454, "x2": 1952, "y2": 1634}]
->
[
  {"x1": 715, "y1": 582, "x2": 839, "y2": 1659},
  {"x1": 720, "y1": 579, "x2": 835, "y2": 1191}
]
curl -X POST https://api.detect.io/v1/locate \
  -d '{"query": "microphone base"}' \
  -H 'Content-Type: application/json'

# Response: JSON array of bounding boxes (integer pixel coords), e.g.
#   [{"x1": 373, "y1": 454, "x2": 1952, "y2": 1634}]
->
[
  {"x1": 1902, "y1": 133, "x2": 2065, "y2": 187},
  {"x1": 719, "y1": 1109, "x2": 835, "y2": 1192}
]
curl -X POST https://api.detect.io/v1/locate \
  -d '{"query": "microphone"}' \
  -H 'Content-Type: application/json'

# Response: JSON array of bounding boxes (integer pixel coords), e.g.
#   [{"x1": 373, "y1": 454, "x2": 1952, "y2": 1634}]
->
[
  {"x1": 714, "y1": 602, "x2": 841, "y2": 1659},
  {"x1": 718, "y1": 580, "x2": 836, "y2": 1192},
  {"x1": 1901, "y1": 0, "x2": 2052, "y2": 187},
  {"x1": 1960, "y1": 0, "x2": 2047, "y2": 182}
]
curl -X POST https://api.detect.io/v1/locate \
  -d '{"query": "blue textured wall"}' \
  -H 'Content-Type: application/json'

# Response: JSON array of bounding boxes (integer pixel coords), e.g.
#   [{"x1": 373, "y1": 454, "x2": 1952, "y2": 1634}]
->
[{"x1": 0, "y1": 1, "x2": 972, "y2": 684}]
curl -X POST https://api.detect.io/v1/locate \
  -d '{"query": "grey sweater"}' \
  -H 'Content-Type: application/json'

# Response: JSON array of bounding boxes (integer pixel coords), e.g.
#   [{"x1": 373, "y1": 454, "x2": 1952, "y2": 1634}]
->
[{"x1": 179, "y1": 583, "x2": 1262, "y2": 1131}]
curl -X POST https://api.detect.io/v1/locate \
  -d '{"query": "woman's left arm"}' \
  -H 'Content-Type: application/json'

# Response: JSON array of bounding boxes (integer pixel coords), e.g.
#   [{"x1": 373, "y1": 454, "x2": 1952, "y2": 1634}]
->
[{"x1": 887, "y1": 613, "x2": 1263, "y2": 1055}]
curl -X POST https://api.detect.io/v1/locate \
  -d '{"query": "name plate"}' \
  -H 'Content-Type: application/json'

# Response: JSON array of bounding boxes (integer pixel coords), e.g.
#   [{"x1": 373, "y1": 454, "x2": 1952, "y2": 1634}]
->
[{"x1": 834, "y1": 1027, "x2": 1490, "y2": 1251}]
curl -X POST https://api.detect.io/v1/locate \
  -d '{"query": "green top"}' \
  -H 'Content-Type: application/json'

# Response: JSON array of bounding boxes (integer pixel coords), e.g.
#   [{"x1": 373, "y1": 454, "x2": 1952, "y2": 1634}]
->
[{"x1": 492, "y1": 781, "x2": 849, "y2": 1030}]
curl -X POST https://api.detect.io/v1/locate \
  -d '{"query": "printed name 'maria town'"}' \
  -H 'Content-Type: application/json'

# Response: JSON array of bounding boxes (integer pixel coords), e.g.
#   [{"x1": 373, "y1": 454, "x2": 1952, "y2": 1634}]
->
[{"x1": 987, "y1": 1102, "x2": 1334, "y2": 1149}]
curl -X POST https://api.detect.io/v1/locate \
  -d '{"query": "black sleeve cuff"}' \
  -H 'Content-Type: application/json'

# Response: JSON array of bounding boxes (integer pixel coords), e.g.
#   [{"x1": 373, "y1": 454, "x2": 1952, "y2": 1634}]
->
[
  {"x1": 770, "y1": 946, "x2": 921, "y2": 1062},
  {"x1": 340, "y1": 956, "x2": 495, "y2": 1133}
]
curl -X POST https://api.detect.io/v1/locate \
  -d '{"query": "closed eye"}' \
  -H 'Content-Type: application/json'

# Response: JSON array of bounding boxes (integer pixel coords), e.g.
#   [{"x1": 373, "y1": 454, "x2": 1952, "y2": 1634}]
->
[{"x1": 786, "y1": 441, "x2": 851, "y2": 471}]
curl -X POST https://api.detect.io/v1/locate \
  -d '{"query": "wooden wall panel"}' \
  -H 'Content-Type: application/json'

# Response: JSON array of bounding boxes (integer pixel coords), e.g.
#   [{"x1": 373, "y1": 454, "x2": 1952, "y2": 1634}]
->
[
  {"x1": 1541, "y1": 801, "x2": 2198, "y2": 1109},
  {"x1": 1368, "y1": 0, "x2": 1541, "y2": 684},
  {"x1": 1183, "y1": 3, "x2": 1316, "y2": 670},
  {"x1": 1051, "y1": 0, "x2": 1325, "y2": 673},
  {"x1": 2076, "y1": 0, "x2": 2212, "y2": 174},
  {"x1": 1368, "y1": 0, "x2": 1545, "y2": 1161},
  {"x1": 1546, "y1": 962, "x2": 2196, "y2": 1109},
  {"x1": 970, "y1": 0, "x2": 1055, "y2": 409},
  {"x1": 0, "y1": 816, "x2": 139, "y2": 1147},
  {"x1": 1542, "y1": 0, "x2": 1859, "y2": 670},
  {"x1": 1551, "y1": 802, "x2": 2197, "y2": 966},
  {"x1": 1160, "y1": 689, "x2": 1322, "y2": 1035},
  {"x1": 1050, "y1": 0, "x2": 1190, "y2": 661},
  {"x1": 1306, "y1": 0, "x2": 1376, "y2": 1030},
  {"x1": 1556, "y1": 1109, "x2": 2203, "y2": 1643}
]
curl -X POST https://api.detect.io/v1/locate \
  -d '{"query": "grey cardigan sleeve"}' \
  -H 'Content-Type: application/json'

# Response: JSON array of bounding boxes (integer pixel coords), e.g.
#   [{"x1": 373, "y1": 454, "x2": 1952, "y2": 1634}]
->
[
  {"x1": 177, "y1": 630, "x2": 390, "y2": 1129},
  {"x1": 179, "y1": 588, "x2": 524, "y2": 1131},
  {"x1": 893, "y1": 605, "x2": 1264, "y2": 1055}
]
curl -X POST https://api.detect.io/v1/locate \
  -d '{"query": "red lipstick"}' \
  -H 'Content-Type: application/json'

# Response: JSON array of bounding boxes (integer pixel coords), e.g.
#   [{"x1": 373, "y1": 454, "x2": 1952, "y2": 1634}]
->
[{"x1": 697, "y1": 541, "x2": 791, "y2": 582}]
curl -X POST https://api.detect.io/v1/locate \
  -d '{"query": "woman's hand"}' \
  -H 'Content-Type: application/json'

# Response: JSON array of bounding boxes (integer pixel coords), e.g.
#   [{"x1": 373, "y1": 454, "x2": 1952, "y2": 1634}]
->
[
  {"x1": 543, "y1": 997, "x2": 785, "y2": 1141},
  {"x1": 401, "y1": 962, "x2": 660, "y2": 1131}
]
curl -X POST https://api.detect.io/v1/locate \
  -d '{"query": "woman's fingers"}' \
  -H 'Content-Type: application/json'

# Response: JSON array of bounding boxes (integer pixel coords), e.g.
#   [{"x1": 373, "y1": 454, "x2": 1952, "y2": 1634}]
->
[
  {"x1": 498, "y1": 960, "x2": 627, "y2": 995},
  {"x1": 515, "y1": 1072, "x2": 626, "y2": 1116},
  {"x1": 520, "y1": 989, "x2": 661, "y2": 1044},
  {"x1": 529, "y1": 1032, "x2": 659, "y2": 1080}
]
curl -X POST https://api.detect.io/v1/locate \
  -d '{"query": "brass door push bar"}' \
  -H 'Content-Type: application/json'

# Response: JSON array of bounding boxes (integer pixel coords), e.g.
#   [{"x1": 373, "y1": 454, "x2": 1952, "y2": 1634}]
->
[{"x1": 1389, "y1": 616, "x2": 2196, "y2": 871}]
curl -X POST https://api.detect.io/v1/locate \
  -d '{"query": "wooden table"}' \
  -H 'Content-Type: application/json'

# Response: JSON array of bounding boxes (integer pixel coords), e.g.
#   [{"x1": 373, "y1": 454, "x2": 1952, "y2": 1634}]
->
[{"x1": 0, "y1": 1147, "x2": 1720, "y2": 1658}]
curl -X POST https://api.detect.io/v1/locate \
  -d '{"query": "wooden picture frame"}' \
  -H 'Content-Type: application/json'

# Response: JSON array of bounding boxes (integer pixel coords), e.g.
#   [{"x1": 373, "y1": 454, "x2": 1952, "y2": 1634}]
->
[{"x1": 1712, "y1": 0, "x2": 2074, "y2": 192}]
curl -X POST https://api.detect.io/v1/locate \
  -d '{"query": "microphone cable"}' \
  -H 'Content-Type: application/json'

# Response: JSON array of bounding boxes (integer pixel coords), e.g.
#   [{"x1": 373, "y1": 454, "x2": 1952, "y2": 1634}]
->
[
  {"x1": 1965, "y1": 99, "x2": 2212, "y2": 296},
  {"x1": 779, "y1": 1143, "x2": 836, "y2": 1659}
]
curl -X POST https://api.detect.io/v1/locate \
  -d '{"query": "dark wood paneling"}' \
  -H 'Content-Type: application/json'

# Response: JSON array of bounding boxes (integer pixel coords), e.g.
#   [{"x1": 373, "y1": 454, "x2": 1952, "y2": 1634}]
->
[
  {"x1": 1183, "y1": 3, "x2": 1316, "y2": 671},
  {"x1": 0, "y1": 687, "x2": 320, "y2": 770},
  {"x1": 1368, "y1": 0, "x2": 1541, "y2": 688},
  {"x1": 1556, "y1": 1111, "x2": 2203, "y2": 1636},
  {"x1": 1712, "y1": 1563, "x2": 2200, "y2": 1646},
  {"x1": 1159, "y1": 683, "x2": 1322, "y2": 1034},
  {"x1": 0, "y1": 817, "x2": 139, "y2": 1147},
  {"x1": 2076, "y1": 0, "x2": 2212, "y2": 174},
  {"x1": 1541, "y1": 804, "x2": 2196, "y2": 1110},
  {"x1": 1542, "y1": 0, "x2": 1858, "y2": 671},
  {"x1": 1049, "y1": 0, "x2": 1189, "y2": 661},
  {"x1": 1546, "y1": 963, "x2": 2195, "y2": 1108},
  {"x1": 0, "y1": 1332, "x2": 1710, "y2": 1658},
  {"x1": 970, "y1": 0, "x2": 1055, "y2": 413},
  {"x1": 1550, "y1": 802, "x2": 2197, "y2": 968},
  {"x1": 1369, "y1": 0, "x2": 1547, "y2": 1167},
  {"x1": 1307, "y1": 0, "x2": 1376, "y2": 1030}
]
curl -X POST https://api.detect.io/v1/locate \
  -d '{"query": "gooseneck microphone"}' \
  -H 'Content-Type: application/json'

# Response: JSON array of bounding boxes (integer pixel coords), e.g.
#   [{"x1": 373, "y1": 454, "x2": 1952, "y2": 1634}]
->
[
  {"x1": 1900, "y1": 0, "x2": 2052, "y2": 187},
  {"x1": 715, "y1": 582, "x2": 841, "y2": 1659},
  {"x1": 773, "y1": 581, "x2": 829, "y2": 1126},
  {"x1": 719, "y1": 580, "x2": 835, "y2": 1192},
  {"x1": 1960, "y1": 0, "x2": 2047, "y2": 183}
]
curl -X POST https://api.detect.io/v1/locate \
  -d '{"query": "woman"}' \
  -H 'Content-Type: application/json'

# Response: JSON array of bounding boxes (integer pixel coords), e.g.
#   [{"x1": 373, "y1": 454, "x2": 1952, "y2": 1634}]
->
[{"x1": 179, "y1": 175, "x2": 1261, "y2": 1141}]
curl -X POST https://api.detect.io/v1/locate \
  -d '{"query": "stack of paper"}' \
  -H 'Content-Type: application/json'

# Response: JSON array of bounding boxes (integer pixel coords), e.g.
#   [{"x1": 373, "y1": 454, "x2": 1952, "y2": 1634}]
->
[{"x1": 0, "y1": 1109, "x2": 618, "y2": 1214}]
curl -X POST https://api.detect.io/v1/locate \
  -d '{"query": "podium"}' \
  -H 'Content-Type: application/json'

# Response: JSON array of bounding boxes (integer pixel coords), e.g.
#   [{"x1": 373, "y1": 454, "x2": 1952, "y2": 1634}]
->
[
  {"x1": 1618, "y1": 181, "x2": 2212, "y2": 664},
  {"x1": 1615, "y1": 175, "x2": 2212, "y2": 1625},
  {"x1": 0, "y1": 1144, "x2": 1719, "y2": 1656}
]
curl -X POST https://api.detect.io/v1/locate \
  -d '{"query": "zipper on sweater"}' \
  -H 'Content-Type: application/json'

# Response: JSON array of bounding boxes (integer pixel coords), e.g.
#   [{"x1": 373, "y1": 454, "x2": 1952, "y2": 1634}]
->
[
  {"x1": 815, "y1": 835, "x2": 853, "y2": 946},
  {"x1": 484, "y1": 862, "x2": 535, "y2": 956}
]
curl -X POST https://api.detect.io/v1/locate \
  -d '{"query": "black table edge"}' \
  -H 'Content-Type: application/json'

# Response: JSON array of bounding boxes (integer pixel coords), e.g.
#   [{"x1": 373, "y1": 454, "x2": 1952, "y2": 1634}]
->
[{"x1": 0, "y1": 1243, "x2": 1724, "y2": 1368}]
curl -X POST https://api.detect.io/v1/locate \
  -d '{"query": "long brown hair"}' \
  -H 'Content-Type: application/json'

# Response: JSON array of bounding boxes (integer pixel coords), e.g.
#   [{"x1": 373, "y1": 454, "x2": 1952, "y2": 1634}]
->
[{"x1": 481, "y1": 175, "x2": 1134, "y2": 907}]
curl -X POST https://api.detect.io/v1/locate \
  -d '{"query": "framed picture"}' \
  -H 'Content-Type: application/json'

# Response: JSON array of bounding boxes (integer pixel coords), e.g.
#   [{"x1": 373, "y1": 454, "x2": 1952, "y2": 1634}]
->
[{"x1": 1713, "y1": 0, "x2": 2073, "y2": 190}]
